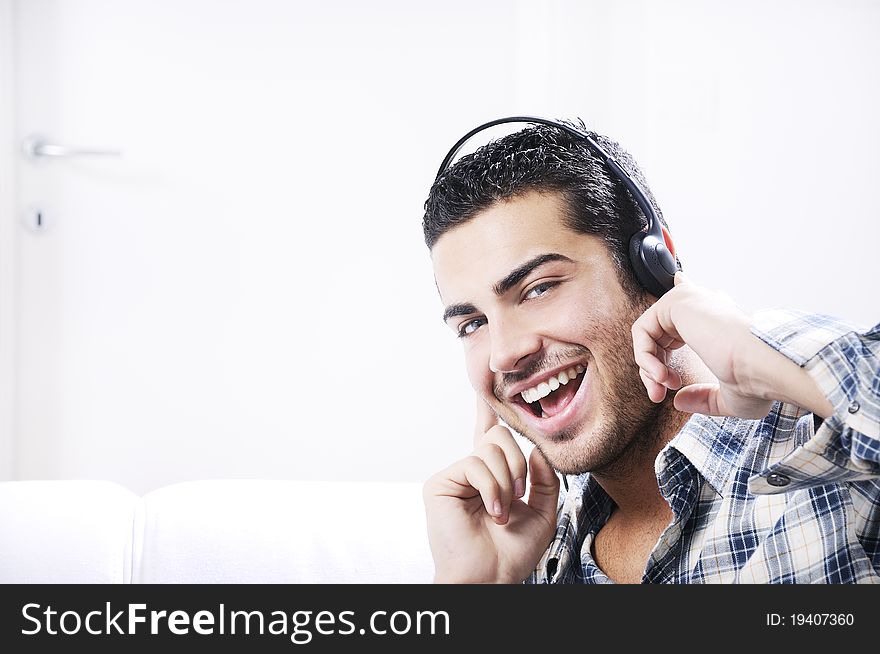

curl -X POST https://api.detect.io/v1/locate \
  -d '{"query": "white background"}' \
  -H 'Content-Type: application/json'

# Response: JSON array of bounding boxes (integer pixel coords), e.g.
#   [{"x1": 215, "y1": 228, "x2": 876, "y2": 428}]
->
[{"x1": 0, "y1": 0, "x2": 877, "y2": 494}]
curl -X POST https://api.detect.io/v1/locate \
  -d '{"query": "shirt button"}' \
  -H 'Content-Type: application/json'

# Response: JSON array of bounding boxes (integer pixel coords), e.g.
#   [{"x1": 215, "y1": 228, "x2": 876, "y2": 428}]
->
[
  {"x1": 766, "y1": 473, "x2": 790, "y2": 487},
  {"x1": 848, "y1": 401, "x2": 860, "y2": 414}
]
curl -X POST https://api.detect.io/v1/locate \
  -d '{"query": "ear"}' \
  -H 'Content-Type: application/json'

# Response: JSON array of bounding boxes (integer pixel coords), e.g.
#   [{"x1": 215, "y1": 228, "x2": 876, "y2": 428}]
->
[{"x1": 660, "y1": 225, "x2": 676, "y2": 259}]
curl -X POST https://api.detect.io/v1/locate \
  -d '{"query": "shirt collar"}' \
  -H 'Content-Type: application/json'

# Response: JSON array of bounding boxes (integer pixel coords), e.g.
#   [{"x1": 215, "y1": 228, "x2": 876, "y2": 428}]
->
[{"x1": 659, "y1": 412, "x2": 759, "y2": 496}]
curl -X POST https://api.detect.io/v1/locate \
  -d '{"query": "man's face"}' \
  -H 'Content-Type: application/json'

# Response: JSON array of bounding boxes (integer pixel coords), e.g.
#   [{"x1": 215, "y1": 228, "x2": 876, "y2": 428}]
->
[{"x1": 431, "y1": 190, "x2": 662, "y2": 476}]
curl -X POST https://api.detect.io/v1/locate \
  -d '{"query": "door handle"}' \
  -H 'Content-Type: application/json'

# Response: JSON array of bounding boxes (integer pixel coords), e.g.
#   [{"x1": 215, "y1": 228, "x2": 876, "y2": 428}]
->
[{"x1": 22, "y1": 135, "x2": 122, "y2": 159}]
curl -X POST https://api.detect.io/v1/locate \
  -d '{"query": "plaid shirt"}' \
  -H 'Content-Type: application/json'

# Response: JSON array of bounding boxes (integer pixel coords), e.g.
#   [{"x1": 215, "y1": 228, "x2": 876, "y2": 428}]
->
[{"x1": 527, "y1": 311, "x2": 880, "y2": 583}]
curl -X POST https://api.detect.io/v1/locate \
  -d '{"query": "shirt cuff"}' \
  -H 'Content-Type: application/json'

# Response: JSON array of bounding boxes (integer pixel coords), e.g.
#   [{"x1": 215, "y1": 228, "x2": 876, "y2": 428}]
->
[{"x1": 750, "y1": 309, "x2": 878, "y2": 440}]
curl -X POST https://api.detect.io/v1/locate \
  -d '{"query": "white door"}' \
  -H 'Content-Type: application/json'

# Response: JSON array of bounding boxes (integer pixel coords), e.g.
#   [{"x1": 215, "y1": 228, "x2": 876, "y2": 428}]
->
[{"x1": 5, "y1": 0, "x2": 523, "y2": 493}]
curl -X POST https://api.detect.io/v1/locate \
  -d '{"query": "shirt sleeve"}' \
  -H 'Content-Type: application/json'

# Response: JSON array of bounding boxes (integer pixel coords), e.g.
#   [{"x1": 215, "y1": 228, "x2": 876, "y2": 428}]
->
[{"x1": 748, "y1": 310, "x2": 880, "y2": 491}]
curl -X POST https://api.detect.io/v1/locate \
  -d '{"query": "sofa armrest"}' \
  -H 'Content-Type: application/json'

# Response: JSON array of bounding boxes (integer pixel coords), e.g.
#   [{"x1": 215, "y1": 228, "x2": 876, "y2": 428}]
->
[{"x1": 0, "y1": 480, "x2": 138, "y2": 583}]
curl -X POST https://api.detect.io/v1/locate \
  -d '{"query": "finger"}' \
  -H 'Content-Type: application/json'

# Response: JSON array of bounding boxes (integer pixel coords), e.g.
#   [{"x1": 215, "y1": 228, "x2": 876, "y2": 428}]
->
[
  {"x1": 662, "y1": 349, "x2": 683, "y2": 390},
  {"x1": 632, "y1": 334, "x2": 671, "y2": 385},
  {"x1": 632, "y1": 310, "x2": 686, "y2": 399},
  {"x1": 674, "y1": 271, "x2": 690, "y2": 286},
  {"x1": 525, "y1": 447, "x2": 560, "y2": 524},
  {"x1": 640, "y1": 368, "x2": 667, "y2": 403},
  {"x1": 473, "y1": 395, "x2": 499, "y2": 445},
  {"x1": 632, "y1": 298, "x2": 684, "y2": 349},
  {"x1": 633, "y1": 313, "x2": 685, "y2": 365},
  {"x1": 654, "y1": 345, "x2": 683, "y2": 390},
  {"x1": 631, "y1": 313, "x2": 673, "y2": 378},
  {"x1": 482, "y1": 424, "x2": 528, "y2": 498},
  {"x1": 473, "y1": 442, "x2": 515, "y2": 524},
  {"x1": 637, "y1": 362, "x2": 682, "y2": 400},
  {"x1": 672, "y1": 383, "x2": 720, "y2": 415},
  {"x1": 438, "y1": 456, "x2": 501, "y2": 518}
]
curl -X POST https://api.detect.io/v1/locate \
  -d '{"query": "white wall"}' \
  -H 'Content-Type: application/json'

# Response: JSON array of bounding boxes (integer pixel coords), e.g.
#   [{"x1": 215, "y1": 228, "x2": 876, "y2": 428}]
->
[{"x1": 3, "y1": 0, "x2": 878, "y2": 493}]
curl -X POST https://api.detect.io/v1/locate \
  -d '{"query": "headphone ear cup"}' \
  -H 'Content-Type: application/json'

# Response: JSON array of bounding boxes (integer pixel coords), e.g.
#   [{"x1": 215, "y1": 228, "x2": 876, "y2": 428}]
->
[{"x1": 629, "y1": 231, "x2": 677, "y2": 297}]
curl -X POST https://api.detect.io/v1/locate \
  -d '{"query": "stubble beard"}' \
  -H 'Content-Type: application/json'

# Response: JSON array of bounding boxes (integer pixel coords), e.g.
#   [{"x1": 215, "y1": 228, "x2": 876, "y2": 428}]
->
[{"x1": 498, "y1": 302, "x2": 672, "y2": 479}]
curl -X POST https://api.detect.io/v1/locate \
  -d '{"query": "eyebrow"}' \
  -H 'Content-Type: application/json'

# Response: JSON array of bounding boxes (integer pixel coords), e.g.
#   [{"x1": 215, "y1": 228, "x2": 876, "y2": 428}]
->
[
  {"x1": 442, "y1": 302, "x2": 479, "y2": 324},
  {"x1": 441, "y1": 253, "x2": 575, "y2": 324},
  {"x1": 493, "y1": 253, "x2": 574, "y2": 296}
]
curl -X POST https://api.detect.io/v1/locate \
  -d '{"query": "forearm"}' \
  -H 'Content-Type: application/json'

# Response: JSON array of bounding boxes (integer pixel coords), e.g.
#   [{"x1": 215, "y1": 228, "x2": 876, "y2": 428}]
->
[
  {"x1": 741, "y1": 334, "x2": 834, "y2": 419},
  {"x1": 633, "y1": 276, "x2": 878, "y2": 444}
]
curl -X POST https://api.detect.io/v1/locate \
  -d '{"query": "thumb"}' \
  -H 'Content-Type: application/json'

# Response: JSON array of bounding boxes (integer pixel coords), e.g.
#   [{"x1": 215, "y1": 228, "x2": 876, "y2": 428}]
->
[
  {"x1": 525, "y1": 447, "x2": 560, "y2": 522},
  {"x1": 672, "y1": 383, "x2": 719, "y2": 415},
  {"x1": 674, "y1": 270, "x2": 690, "y2": 286},
  {"x1": 473, "y1": 395, "x2": 499, "y2": 445}
]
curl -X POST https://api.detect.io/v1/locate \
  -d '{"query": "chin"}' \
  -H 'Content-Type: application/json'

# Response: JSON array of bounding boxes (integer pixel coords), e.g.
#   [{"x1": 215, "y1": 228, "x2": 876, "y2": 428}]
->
[
  {"x1": 533, "y1": 429, "x2": 609, "y2": 476},
  {"x1": 503, "y1": 415, "x2": 603, "y2": 476}
]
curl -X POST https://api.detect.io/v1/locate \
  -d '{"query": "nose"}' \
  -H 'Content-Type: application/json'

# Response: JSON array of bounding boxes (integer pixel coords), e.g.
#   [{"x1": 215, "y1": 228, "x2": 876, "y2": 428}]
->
[{"x1": 487, "y1": 317, "x2": 542, "y2": 374}]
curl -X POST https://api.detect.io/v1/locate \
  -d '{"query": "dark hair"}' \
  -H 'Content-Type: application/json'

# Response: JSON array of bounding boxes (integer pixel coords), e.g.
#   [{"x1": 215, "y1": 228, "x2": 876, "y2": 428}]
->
[{"x1": 422, "y1": 119, "x2": 676, "y2": 298}]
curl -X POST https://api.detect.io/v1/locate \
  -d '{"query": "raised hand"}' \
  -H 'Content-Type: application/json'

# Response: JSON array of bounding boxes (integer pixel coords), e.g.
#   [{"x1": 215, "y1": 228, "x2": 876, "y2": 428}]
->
[
  {"x1": 631, "y1": 272, "x2": 832, "y2": 419},
  {"x1": 422, "y1": 396, "x2": 560, "y2": 583}
]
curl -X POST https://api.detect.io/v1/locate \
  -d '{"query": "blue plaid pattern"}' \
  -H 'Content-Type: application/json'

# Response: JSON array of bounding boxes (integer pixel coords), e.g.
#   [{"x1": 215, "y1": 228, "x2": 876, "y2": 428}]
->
[{"x1": 527, "y1": 311, "x2": 880, "y2": 584}]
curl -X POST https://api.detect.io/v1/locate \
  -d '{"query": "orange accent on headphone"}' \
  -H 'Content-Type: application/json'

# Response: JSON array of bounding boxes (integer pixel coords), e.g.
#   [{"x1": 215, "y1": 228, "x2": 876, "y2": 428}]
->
[{"x1": 661, "y1": 226, "x2": 676, "y2": 259}]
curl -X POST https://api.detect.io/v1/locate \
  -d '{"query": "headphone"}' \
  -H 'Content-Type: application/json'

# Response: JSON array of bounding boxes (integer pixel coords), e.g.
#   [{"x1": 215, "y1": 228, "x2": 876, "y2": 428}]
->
[{"x1": 435, "y1": 116, "x2": 678, "y2": 298}]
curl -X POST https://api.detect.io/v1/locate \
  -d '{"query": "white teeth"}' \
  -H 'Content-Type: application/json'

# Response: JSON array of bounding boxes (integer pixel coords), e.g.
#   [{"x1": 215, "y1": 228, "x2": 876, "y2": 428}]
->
[{"x1": 519, "y1": 364, "x2": 587, "y2": 405}]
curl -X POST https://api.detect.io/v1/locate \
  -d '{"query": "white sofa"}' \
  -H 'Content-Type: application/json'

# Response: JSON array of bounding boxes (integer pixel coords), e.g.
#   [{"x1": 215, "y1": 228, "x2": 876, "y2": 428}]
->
[{"x1": 0, "y1": 480, "x2": 435, "y2": 583}]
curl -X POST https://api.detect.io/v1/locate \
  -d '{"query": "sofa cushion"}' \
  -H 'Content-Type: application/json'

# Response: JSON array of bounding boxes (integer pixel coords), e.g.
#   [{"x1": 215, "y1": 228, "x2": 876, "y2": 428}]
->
[{"x1": 133, "y1": 480, "x2": 433, "y2": 583}]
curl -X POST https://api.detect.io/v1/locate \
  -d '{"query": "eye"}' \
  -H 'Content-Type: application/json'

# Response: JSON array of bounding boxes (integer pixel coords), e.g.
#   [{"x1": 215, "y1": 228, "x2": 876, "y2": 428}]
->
[
  {"x1": 457, "y1": 317, "x2": 487, "y2": 338},
  {"x1": 523, "y1": 281, "x2": 558, "y2": 300}
]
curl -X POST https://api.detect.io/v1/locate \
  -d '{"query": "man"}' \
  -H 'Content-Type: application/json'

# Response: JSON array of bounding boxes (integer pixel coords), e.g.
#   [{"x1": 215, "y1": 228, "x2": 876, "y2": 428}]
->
[{"x1": 421, "y1": 118, "x2": 879, "y2": 583}]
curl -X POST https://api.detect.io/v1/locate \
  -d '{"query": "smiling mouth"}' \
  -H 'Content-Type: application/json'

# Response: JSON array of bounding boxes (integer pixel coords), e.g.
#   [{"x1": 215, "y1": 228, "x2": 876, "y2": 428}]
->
[{"x1": 513, "y1": 364, "x2": 586, "y2": 419}]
